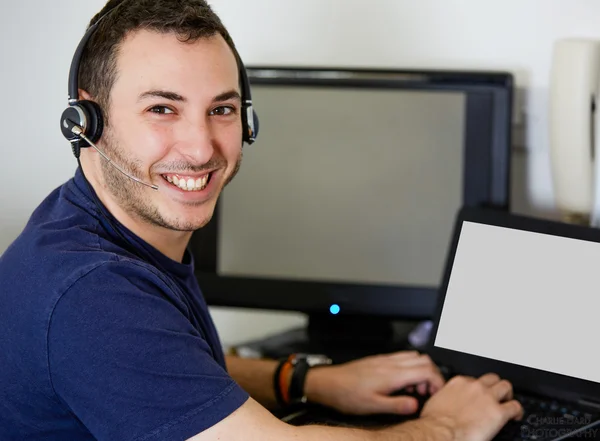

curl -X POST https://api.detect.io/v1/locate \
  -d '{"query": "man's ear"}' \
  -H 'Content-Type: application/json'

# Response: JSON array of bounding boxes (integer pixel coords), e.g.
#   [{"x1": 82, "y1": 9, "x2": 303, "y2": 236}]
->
[{"x1": 78, "y1": 89, "x2": 93, "y2": 101}]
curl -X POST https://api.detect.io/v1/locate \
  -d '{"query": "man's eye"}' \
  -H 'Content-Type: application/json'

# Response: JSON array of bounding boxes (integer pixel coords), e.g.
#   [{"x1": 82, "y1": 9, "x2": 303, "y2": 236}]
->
[
  {"x1": 149, "y1": 106, "x2": 174, "y2": 115},
  {"x1": 210, "y1": 106, "x2": 234, "y2": 116}
]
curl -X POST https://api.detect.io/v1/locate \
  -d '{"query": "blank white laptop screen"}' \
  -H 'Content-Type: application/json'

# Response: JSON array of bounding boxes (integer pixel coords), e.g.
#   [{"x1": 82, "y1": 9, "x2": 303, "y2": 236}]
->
[{"x1": 434, "y1": 221, "x2": 600, "y2": 384}]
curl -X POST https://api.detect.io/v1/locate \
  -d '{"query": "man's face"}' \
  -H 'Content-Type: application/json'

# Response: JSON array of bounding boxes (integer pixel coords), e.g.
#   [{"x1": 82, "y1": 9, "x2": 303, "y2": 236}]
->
[{"x1": 98, "y1": 30, "x2": 243, "y2": 232}]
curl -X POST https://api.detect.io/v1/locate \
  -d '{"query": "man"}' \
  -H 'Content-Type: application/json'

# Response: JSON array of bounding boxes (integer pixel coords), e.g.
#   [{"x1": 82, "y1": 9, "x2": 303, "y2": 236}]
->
[{"x1": 0, "y1": 0, "x2": 523, "y2": 440}]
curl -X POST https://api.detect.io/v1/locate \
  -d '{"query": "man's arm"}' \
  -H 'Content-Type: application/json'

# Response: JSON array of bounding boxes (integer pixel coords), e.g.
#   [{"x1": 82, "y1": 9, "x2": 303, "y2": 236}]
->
[
  {"x1": 187, "y1": 374, "x2": 523, "y2": 441},
  {"x1": 226, "y1": 351, "x2": 446, "y2": 415},
  {"x1": 188, "y1": 397, "x2": 454, "y2": 441},
  {"x1": 225, "y1": 355, "x2": 280, "y2": 408}
]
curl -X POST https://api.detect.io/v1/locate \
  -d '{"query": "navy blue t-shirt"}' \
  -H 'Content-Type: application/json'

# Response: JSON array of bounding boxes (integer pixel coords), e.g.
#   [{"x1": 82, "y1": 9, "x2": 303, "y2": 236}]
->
[{"x1": 0, "y1": 168, "x2": 249, "y2": 440}]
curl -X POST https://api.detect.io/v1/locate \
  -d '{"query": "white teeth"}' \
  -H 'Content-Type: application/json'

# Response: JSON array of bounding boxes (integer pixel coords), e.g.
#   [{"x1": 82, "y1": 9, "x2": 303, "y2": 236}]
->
[{"x1": 165, "y1": 174, "x2": 210, "y2": 191}]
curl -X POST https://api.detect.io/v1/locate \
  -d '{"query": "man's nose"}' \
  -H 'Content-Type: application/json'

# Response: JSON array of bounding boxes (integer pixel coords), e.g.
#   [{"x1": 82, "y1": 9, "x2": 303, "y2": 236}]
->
[{"x1": 177, "y1": 117, "x2": 215, "y2": 164}]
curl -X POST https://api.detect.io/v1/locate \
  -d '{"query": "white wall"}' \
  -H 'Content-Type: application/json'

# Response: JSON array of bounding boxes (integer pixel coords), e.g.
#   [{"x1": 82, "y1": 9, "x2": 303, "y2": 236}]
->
[{"x1": 2, "y1": 0, "x2": 600, "y2": 346}]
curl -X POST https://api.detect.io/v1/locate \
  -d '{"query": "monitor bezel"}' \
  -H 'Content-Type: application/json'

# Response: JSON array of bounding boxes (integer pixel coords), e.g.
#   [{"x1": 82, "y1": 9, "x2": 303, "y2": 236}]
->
[
  {"x1": 427, "y1": 206, "x2": 600, "y2": 402},
  {"x1": 192, "y1": 66, "x2": 513, "y2": 320}
]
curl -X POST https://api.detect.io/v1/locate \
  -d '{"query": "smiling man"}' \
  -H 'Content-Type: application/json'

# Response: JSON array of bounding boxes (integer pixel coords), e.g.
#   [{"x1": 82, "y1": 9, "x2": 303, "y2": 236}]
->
[
  {"x1": 78, "y1": 27, "x2": 243, "y2": 263},
  {"x1": 0, "y1": 1, "x2": 522, "y2": 440}
]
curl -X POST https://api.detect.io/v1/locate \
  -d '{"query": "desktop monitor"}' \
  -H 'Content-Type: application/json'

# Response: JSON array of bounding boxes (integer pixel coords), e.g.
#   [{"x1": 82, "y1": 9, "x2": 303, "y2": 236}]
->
[{"x1": 191, "y1": 66, "x2": 513, "y2": 333}]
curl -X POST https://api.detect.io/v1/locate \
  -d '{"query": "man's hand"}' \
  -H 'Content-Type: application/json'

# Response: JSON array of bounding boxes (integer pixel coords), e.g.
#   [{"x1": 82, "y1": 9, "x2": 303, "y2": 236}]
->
[
  {"x1": 419, "y1": 373, "x2": 524, "y2": 441},
  {"x1": 304, "y1": 351, "x2": 445, "y2": 415}
]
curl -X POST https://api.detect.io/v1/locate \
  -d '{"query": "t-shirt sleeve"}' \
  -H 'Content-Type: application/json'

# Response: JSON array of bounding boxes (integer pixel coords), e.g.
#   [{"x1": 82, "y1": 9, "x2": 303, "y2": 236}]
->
[{"x1": 47, "y1": 261, "x2": 249, "y2": 441}]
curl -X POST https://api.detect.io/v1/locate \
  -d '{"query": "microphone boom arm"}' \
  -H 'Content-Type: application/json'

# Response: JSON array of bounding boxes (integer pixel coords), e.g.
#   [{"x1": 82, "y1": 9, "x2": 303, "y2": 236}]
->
[{"x1": 70, "y1": 125, "x2": 159, "y2": 191}]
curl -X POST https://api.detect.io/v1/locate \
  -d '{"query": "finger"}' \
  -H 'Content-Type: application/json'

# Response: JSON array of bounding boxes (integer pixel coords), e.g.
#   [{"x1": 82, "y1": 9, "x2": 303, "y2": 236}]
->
[
  {"x1": 417, "y1": 382, "x2": 428, "y2": 396},
  {"x1": 406, "y1": 385, "x2": 415, "y2": 393},
  {"x1": 490, "y1": 379, "x2": 513, "y2": 402},
  {"x1": 478, "y1": 373, "x2": 501, "y2": 387},
  {"x1": 373, "y1": 395, "x2": 420, "y2": 415},
  {"x1": 396, "y1": 355, "x2": 445, "y2": 387},
  {"x1": 394, "y1": 365, "x2": 445, "y2": 391},
  {"x1": 500, "y1": 399, "x2": 524, "y2": 422},
  {"x1": 396, "y1": 354, "x2": 437, "y2": 368},
  {"x1": 429, "y1": 382, "x2": 442, "y2": 395}
]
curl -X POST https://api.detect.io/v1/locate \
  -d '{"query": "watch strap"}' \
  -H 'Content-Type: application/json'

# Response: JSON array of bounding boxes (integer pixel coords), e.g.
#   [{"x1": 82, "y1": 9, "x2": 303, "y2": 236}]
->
[{"x1": 289, "y1": 357, "x2": 310, "y2": 404}]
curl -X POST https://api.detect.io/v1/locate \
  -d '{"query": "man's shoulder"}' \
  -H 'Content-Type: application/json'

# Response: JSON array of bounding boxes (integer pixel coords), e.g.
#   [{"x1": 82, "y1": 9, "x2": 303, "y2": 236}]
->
[
  {"x1": 1, "y1": 192, "x2": 106, "y2": 296},
  {"x1": 0, "y1": 177, "x2": 156, "y2": 319},
  {"x1": 0, "y1": 226, "x2": 165, "y2": 309}
]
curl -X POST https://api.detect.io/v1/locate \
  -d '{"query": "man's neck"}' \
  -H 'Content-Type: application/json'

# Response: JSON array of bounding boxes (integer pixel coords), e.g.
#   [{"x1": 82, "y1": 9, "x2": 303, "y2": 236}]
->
[{"x1": 104, "y1": 200, "x2": 192, "y2": 263}]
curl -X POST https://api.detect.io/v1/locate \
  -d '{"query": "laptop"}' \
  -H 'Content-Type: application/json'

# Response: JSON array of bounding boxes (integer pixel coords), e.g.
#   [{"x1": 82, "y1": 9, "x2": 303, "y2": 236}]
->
[
  {"x1": 426, "y1": 206, "x2": 600, "y2": 440},
  {"x1": 284, "y1": 206, "x2": 600, "y2": 439}
]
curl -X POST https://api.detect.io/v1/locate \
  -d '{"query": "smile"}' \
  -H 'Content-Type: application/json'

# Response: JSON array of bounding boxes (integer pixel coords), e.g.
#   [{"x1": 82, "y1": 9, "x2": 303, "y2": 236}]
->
[{"x1": 161, "y1": 173, "x2": 212, "y2": 192}]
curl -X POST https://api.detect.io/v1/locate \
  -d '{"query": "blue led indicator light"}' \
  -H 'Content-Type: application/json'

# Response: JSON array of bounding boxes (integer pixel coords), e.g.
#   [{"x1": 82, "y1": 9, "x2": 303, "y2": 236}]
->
[{"x1": 330, "y1": 304, "x2": 341, "y2": 315}]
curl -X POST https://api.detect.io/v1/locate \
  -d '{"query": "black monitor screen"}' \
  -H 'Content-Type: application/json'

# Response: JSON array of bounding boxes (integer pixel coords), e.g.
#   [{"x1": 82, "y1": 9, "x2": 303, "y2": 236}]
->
[{"x1": 192, "y1": 67, "x2": 513, "y2": 320}]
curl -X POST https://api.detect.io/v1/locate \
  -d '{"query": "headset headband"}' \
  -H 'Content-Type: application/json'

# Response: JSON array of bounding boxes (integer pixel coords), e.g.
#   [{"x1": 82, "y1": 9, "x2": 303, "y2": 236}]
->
[
  {"x1": 67, "y1": 17, "x2": 253, "y2": 104},
  {"x1": 65, "y1": 7, "x2": 257, "y2": 143},
  {"x1": 67, "y1": 15, "x2": 108, "y2": 103}
]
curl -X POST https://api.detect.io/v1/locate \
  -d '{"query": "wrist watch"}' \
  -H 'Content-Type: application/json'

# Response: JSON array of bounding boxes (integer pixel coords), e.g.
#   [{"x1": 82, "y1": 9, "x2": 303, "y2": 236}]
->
[{"x1": 288, "y1": 353, "x2": 333, "y2": 405}]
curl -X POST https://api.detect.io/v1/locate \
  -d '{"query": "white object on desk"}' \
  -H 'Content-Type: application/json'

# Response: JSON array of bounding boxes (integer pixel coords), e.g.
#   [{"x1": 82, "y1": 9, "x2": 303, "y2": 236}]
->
[{"x1": 549, "y1": 38, "x2": 600, "y2": 226}]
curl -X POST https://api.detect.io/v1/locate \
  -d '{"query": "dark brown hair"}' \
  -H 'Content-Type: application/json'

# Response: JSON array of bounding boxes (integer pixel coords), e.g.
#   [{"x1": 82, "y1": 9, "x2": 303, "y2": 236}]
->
[{"x1": 79, "y1": 0, "x2": 237, "y2": 121}]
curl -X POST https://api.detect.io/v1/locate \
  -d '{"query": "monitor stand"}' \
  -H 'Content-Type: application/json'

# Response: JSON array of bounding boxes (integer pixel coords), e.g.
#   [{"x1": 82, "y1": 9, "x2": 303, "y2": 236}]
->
[{"x1": 232, "y1": 314, "x2": 421, "y2": 364}]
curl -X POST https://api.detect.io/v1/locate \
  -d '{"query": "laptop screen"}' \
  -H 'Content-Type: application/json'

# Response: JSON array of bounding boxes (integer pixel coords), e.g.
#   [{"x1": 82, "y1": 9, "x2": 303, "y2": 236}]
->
[{"x1": 434, "y1": 220, "x2": 600, "y2": 384}]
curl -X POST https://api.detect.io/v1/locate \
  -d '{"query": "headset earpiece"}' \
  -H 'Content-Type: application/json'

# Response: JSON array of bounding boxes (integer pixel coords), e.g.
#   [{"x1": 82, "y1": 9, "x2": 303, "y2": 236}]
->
[
  {"x1": 252, "y1": 109, "x2": 259, "y2": 140},
  {"x1": 60, "y1": 100, "x2": 104, "y2": 158},
  {"x1": 242, "y1": 104, "x2": 259, "y2": 145},
  {"x1": 237, "y1": 50, "x2": 259, "y2": 146},
  {"x1": 77, "y1": 100, "x2": 104, "y2": 147}
]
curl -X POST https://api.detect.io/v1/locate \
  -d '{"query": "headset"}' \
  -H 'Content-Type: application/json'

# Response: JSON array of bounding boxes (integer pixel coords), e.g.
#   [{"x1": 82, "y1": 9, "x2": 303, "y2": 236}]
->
[{"x1": 59, "y1": 4, "x2": 259, "y2": 168}]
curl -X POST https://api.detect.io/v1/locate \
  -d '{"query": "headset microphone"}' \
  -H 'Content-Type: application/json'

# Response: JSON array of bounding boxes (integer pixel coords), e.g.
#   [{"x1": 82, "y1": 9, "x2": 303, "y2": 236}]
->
[{"x1": 64, "y1": 119, "x2": 159, "y2": 190}]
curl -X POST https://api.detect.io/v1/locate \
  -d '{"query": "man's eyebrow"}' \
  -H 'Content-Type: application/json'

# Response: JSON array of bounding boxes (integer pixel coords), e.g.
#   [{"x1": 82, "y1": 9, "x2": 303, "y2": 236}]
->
[
  {"x1": 214, "y1": 90, "x2": 242, "y2": 103},
  {"x1": 138, "y1": 90, "x2": 187, "y2": 102}
]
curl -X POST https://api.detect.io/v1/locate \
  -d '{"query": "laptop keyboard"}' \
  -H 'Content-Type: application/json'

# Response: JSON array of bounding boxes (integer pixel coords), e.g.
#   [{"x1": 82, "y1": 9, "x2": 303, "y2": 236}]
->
[{"x1": 496, "y1": 393, "x2": 600, "y2": 440}]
